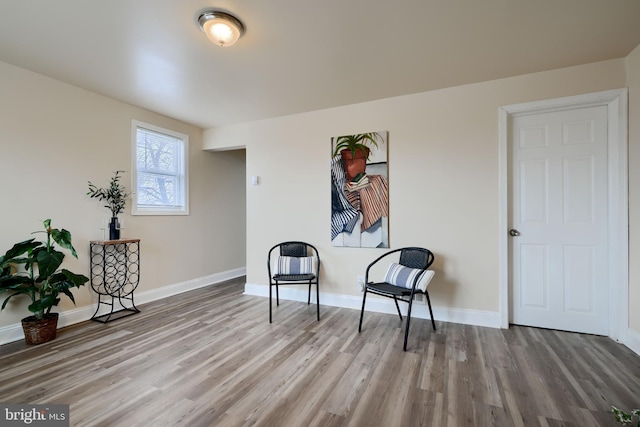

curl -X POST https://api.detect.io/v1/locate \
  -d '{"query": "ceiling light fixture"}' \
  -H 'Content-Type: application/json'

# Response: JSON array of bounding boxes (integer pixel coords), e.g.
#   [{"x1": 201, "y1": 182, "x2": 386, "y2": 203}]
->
[{"x1": 197, "y1": 9, "x2": 245, "y2": 47}]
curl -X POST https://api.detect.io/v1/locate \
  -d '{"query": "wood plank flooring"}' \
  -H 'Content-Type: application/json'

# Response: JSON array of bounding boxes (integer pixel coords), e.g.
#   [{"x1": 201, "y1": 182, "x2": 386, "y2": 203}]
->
[{"x1": 0, "y1": 278, "x2": 639, "y2": 426}]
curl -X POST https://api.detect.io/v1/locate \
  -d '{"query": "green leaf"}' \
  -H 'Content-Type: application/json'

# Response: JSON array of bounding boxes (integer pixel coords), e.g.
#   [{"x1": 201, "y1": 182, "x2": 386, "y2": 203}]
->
[
  {"x1": 332, "y1": 132, "x2": 382, "y2": 159},
  {"x1": 29, "y1": 294, "x2": 60, "y2": 313},
  {"x1": 35, "y1": 249, "x2": 64, "y2": 279},
  {"x1": 612, "y1": 406, "x2": 634, "y2": 424},
  {"x1": 1, "y1": 295, "x2": 12, "y2": 310},
  {"x1": 60, "y1": 269, "x2": 89, "y2": 287},
  {"x1": 0, "y1": 275, "x2": 34, "y2": 289},
  {"x1": 1, "y1": 292, "x2": 32, "y2": 310},
  {"x1": 61, "y1": 288, "x2": 76, "y2": 304},
  {"x1": 0, "y1": 239, "x2": 40, "y2": 266},
  {"x1": 87, "y1": 171, "x2": 129, "y2": 216},
  {"x1": 51, "y1": 228, "x2": 77, "y2": 258}
]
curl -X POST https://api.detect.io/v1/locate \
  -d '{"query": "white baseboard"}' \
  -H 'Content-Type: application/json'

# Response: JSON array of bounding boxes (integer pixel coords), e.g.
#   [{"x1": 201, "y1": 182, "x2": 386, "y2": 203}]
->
[
  {"x1": 134, "y1": 267, "x2": 246, "y2": 307},
  {"x1": 243, "y1": 282, "x2": 502, "y2": 329},
  {"x1": 9, "y1": 273, "x2": 632, "y2": 356},
  {"x1": 244, "y1": 283, "x2": 640, "y2": 357},
  {"x1": 0, "y1": 322, "x2": 27, "y2": 345},
  {"x1": 626, "y1": 328, "x2": 640, "y2": 356},
  {"x1": 0, "y1": 267, "x2": 246, "y2": 345}
]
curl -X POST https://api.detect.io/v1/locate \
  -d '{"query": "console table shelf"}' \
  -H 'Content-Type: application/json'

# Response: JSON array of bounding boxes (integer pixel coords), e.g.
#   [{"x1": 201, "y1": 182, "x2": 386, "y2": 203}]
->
[{"x1": 89, "y1": 239, "x2": 141, "y2": 323}]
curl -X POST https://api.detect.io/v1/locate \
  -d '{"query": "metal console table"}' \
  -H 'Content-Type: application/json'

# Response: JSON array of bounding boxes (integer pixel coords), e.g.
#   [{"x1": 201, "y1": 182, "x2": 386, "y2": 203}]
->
[{"x1": 89, "y1": 239, "x2": 141, "y2": 323}]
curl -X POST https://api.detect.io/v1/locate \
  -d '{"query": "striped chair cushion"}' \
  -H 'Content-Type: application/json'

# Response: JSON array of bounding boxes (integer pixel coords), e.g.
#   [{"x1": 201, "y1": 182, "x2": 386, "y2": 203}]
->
[
  {"x1": 384, "y1": 263, "x2": 435, "y2": 292},
  {"x1": 276, "y1": 256, "x2": 315, "y2": 275}
]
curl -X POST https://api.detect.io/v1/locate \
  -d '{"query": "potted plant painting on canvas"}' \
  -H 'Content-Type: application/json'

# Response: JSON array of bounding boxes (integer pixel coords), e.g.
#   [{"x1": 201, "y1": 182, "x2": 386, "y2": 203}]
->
[{"x1": 331, "y1": 131, "x2": 389, "y2": 248}]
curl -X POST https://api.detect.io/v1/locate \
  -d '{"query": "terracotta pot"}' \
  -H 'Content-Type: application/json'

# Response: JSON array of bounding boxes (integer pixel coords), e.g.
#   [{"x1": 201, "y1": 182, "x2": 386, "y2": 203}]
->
[
  {"x1": 340, "y1": 147, "x2": 369, "y2": 181},
  {"x1": 21, "y1": 313, "x2": 59, "y2": 345}
]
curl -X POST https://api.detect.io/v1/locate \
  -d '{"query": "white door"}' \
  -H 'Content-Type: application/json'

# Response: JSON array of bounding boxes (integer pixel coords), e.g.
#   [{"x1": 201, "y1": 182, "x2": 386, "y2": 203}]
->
[{"x1": 510, "y1": 105, "x2": 609, "y2": 335}]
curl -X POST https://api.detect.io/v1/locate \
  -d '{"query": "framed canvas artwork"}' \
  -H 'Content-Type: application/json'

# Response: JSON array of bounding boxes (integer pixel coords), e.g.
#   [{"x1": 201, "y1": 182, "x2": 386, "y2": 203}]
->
[{"x1": 331, "y1": 131, "x2": 389, "y2": 248}]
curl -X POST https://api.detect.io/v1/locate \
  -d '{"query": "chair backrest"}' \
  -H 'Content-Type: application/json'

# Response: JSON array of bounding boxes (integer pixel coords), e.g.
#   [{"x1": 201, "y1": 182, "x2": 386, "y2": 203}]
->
[
  {"x1": 399, "y1": 247, "x2": 434, "y2": 270},
  {"x1": 280, "y1": 242, "x2": 308, "y2": 257}
]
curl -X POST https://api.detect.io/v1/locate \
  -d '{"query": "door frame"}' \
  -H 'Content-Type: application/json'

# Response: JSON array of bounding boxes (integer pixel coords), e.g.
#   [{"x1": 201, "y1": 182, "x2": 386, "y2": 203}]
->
[{"x1": 498, "y1": 88, "x2": 628, "y2": 342}]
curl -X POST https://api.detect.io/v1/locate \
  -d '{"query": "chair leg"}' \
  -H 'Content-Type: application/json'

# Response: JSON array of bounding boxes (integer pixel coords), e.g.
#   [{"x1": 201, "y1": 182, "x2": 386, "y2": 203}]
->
[
  {"x1": 316, "y1": 281, "x2": 320, "y2": 321},
  {"x1": 403, "y1": 298, "x2": 415, "y2": 351},
  {"x1": 358, "y1": 288, "x2": 368, "y2": 332},
  {"x1": 276, "y1": 283, "x2": 280, "y2": 306},
  {"x1": 269, "y1": 283, "x2": 272, "y2": 323},
  {"x1": 307, "y1": 280, "x2": 311, "y2": 305},
  {"x1": 393, "y1": 296, "x2": 403, "y2": 321},
  {"x1": 425, "y1": 291, "x2": 436, "y2": 331}
]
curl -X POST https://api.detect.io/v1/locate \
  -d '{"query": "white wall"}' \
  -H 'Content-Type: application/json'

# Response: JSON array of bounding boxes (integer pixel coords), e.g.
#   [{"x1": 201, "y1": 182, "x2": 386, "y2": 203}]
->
[
  {"x1": 626, "y1": 44, "x2": 640, "y2": 335},
  {"x1": 0, "y1": 61, "x2": 246, "y2": 329},
  {"x1": 205, "y1": 59, "x2": 627, "y2": 321}
]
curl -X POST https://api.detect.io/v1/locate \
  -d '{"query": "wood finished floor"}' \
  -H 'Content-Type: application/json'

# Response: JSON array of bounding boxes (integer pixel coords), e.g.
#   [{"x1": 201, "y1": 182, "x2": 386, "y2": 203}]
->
[{"x1": 0, "y1": 278, "x2": 639, "y2": 427}]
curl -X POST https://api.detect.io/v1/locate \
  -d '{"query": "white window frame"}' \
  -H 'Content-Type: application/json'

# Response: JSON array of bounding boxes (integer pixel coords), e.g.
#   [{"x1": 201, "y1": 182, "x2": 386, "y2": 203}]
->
[{"x1": 131, "y1": 120, "x2": 189, "y2": 216}]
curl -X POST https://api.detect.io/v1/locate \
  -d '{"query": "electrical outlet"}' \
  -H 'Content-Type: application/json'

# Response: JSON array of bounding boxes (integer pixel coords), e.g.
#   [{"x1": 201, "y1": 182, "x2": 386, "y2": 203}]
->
[{"x1": 357, "y1": 275, "x2": 365, "y2": 292}]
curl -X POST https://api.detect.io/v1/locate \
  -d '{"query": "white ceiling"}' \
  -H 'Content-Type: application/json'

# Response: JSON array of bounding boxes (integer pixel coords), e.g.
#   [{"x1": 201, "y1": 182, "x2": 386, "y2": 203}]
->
[{"x1": 1, "y1": 0, "x2": 639, "y2": 129}]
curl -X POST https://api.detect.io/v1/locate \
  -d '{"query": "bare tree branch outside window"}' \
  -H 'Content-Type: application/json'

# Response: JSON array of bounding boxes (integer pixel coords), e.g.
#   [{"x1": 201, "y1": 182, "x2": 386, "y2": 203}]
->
[{"x1": 136, "y1": 128, "x2": 182, "y2": 207}]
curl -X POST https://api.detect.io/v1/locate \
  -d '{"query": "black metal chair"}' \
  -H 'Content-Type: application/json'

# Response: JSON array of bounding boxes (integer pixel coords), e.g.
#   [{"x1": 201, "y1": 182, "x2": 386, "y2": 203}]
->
[
  {"x1": 267, "y1": 241, "x2": 320, "y2": 323},
  {"x1": 358, "y1": 247, "x2": 435, "y2": 351}
]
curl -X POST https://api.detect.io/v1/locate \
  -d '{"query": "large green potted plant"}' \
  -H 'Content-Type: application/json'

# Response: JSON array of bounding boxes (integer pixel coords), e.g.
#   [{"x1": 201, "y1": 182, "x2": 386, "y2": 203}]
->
[
  {"x1": 0, "y1": 219, "x2": 89, "y2": 345},
  {"x1": 87, "y1": 170, "x2": 130, "y2": 240},
  {"x1": 332, "y1": 132, "x2": 382, "y2": 180}
]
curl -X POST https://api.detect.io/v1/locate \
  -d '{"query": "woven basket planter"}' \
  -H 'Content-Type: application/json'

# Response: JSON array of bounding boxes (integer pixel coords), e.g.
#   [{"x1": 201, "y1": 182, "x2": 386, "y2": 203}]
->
[{"x1": 21, "y1": 313, "x2": 59, "y2": 345}]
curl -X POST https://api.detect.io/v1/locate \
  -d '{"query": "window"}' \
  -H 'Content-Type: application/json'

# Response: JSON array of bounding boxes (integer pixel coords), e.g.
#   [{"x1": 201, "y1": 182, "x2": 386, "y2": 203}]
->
[{"x1": 131, "y1": 120, "x2": 189, "y2": 215}]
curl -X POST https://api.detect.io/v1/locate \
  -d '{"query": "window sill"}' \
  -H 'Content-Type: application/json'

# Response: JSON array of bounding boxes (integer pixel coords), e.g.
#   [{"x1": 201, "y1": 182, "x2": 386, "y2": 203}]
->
[{"x1": 132, "y1": 208, "x2": 189, "y2": 216}]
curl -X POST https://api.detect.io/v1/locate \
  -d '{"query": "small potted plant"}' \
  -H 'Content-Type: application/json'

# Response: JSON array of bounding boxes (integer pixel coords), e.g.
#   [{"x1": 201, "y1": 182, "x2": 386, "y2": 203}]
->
[
  {"x1": 332, "y1": 132, "x2": 383, "y2": 180},
  {"x1": 612, "y1": 406, "x2": 640, "y2": 426},
  {"x1": 0, "y1": 219, "x2": 89, "y2": 345},
  {"x1": 87, "y1": 170, "x2": 130, "y2": 240}
]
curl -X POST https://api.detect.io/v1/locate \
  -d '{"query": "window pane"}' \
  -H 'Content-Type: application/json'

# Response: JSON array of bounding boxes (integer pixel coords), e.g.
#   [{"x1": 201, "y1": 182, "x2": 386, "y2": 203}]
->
[
  {"x1": 136, "y1": 129, "x2": 179, "y2": 174},
  {"x1": 137, "y1": 172, "x2": 178, "y2": 206}
]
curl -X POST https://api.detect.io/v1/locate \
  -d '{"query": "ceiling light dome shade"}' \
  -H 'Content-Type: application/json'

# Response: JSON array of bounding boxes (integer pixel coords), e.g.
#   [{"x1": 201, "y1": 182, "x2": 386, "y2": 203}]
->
[{"x1": 198, "y1": 10, "x2": 245, "y2": 47}]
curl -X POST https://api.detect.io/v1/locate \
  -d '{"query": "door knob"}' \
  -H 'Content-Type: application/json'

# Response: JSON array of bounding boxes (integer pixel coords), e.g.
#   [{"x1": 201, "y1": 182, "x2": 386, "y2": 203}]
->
[{"x1": 509, "y1": 229, "x2": 520, "y2": 237}]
